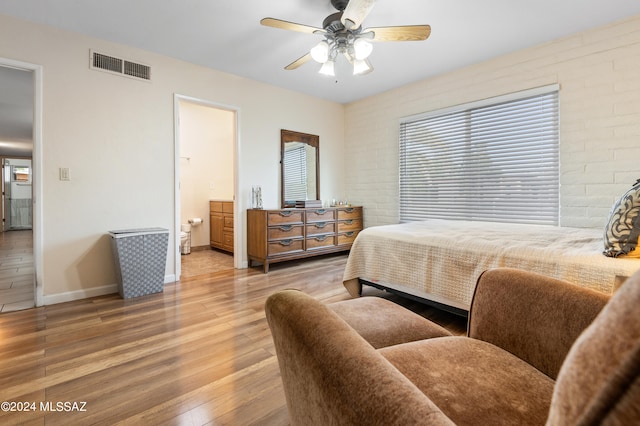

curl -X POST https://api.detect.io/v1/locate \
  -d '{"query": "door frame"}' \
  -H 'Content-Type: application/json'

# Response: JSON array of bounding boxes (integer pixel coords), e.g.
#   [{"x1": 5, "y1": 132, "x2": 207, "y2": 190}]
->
[
  {"x1": 0, "y1": 57, "x2": 43, "y2": 306},
  {"x1": 173, "y1": 94, "x2": 240, "y2": 280}
]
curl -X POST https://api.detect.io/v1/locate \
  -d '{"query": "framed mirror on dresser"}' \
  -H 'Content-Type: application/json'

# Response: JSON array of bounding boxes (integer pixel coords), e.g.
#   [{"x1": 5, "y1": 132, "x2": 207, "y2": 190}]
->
[{"x1": 280, "y1": 129, "x2": 319, "y2": 208}]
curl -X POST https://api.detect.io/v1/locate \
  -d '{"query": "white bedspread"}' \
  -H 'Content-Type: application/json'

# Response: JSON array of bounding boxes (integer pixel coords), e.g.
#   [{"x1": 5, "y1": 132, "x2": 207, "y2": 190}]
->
[{"x1": 343, "y1": 220, "x2": 640, "y2": 311}]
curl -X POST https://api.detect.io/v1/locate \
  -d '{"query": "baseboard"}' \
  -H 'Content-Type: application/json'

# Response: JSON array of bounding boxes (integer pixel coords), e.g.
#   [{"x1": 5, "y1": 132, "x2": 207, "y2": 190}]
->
[
  {"x1": 44, "y1": 283, "x2": 119, "y2": 305},
  {"x1": 43, "y1": 274, "x2": 177, "y2": 305}
]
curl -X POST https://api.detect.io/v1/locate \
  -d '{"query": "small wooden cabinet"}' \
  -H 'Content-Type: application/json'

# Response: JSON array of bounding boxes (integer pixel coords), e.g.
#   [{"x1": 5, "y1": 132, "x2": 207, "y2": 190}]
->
[
  {"x1": 210, "y1": 200, "x2": 234, "y2": 253},
  {"x1": 247, "y1": 206, "x2": 362, "y2": 272}
]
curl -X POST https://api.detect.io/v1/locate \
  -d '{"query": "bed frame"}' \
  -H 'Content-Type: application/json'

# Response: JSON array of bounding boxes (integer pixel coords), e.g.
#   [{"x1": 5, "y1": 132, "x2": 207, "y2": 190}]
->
[{"x1": 359, "y1": 278, "x2": 469, "y2": 317}]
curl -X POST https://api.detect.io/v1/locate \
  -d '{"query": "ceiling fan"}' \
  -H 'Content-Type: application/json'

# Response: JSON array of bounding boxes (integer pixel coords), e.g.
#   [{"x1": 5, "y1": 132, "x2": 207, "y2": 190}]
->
[{"x1": 261, "y1": 0, "x2": 431, "y2": 77}]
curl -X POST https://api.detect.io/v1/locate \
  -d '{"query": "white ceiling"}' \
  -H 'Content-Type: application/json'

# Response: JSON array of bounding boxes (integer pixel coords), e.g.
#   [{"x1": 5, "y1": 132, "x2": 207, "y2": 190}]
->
[
  {"x1": 1, "y1": 0, "x2": 640, "y2": 155},
  {"x1": 3, "y1": 0, "x2": 640, "y2": 104}
]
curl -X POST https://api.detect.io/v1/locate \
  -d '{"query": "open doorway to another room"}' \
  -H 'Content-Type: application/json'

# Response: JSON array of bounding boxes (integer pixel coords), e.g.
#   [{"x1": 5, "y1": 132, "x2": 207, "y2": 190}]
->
[
  {"x1": 0, "y1": 64, "x2": 36, "y2": 312},
  {"x1": 176, "y1": 97, "x2": 236, "y2": 279}
]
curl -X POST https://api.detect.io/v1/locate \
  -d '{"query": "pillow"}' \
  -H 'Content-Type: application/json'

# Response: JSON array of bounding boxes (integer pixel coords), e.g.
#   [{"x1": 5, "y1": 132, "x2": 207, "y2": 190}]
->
[{"x1": 603, "y1": 179, "x2": 640, "y2": 257}]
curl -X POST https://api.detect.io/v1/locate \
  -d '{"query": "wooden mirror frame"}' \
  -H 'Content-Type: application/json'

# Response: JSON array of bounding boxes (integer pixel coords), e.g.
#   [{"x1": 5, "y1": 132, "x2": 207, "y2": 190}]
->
[{"x1": 281, "y1": 129, "x2": 320, "y2": 208}]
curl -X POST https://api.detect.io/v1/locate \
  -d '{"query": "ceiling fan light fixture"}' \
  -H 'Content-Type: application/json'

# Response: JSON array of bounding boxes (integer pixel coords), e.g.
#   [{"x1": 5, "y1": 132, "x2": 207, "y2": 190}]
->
[
  {"x1": 353, "y1": 58, "x2": 373, "y2": 76},
  {"x1": 319, "y1": 60, "x2": 336, "y2": 77},
  {"x1": 353, "y1": 38, "x2": 373, "y2": 60},
  {"x1": 262, "y1": 0, "x2": 430, "y2": 77},
  {"x1": 310, "y1": 40, "x2": 330, "y2": 63}
]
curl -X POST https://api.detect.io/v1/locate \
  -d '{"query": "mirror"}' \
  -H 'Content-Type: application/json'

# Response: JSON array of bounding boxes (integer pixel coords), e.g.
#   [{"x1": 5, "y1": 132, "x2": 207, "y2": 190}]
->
[{"x1": 281, "y1": 129, "x2": 319, "y2": 208}]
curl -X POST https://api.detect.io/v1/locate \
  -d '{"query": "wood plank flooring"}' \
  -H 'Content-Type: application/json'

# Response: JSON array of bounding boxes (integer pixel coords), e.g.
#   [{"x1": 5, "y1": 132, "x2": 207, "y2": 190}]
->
[
  {"x1": 0, "y1": 230, "x2": 34, "y2": 312},
  {"x1": 180, "y1": 247, "x2": 234, "y2": 279},
  {"x1": 0, "y1": 253, "x2": 466, "y2": 425}
]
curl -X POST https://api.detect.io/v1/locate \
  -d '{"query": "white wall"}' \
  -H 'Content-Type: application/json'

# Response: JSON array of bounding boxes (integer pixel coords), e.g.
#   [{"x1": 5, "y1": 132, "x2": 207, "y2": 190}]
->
[
  {"x1": 179, "y1": 100, "x2": 234, "y2": 248},
  {"x1": 0, "y1": 13, "x2": 345, "y2": 302},
  {"x1": 7, "y1": 10, "x2": 636, "y2": 303},
  {"x1": 345, "y1": 14, "x2": 640, "y2": 229}
]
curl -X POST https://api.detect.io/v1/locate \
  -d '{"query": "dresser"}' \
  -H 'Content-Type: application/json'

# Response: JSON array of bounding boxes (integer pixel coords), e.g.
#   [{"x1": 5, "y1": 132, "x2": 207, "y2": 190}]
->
[
  {"x1": 210, "y1": 200, "x2": 234, "y2": 253},
  {"x1": 247, "y1": 206, "x2": 362, "y2": 273}
]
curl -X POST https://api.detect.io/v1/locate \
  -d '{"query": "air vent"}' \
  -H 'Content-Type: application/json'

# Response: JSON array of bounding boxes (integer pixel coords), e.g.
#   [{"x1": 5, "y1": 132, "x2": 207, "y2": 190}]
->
[{"x1": 90, "y1": 50, "x2": 151, "y2": 81}]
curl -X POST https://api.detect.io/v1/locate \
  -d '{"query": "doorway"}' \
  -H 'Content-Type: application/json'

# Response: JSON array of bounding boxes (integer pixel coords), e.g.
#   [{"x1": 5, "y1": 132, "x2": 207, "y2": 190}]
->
[
  {"x1": 0, "y1": 58, "x2": 42, "y2": 312},
  {"x1": 174, "y1": 95, "x2": 238, "y2": 280},
  {"x1": 3, "y1": 158, "x2": 33, "y2": 231}
]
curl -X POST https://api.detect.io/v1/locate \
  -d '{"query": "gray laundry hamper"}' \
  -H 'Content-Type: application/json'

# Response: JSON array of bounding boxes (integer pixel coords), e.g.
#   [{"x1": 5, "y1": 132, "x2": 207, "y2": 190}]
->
[{"x1": 109, "y1": 228, "x2": 169, "y2": 299}]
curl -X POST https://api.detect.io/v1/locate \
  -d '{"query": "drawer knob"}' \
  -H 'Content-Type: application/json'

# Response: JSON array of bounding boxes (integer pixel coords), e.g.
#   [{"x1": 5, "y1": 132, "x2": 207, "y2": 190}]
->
[
  {"x1": 279, "y1": 225, "x2": 293, "y2": 231},
  {"x1": 279, "y1": 239, "x2": 293, "y2": 246},
  {"x1": 345, "y1": 231, "x2": 355, "y2": 237},
  {"x1": 344, "y1": 208, "x2": 354, "y2": 213},
  {"x1": 315, "y1": 235, "x2": 328, "y2": 241},
  {"x1": 279, "y1": 211, "x2": 293, "y2": 217},
  {"x1": 315, "y1": 209, "x2": 327, "y2": 214},
  {"x1": 314, "y1": 222, "x2": 327, "y2": 228},
  {"x1": 345, "y1": 220, "x2": 353, "y2": 224}
]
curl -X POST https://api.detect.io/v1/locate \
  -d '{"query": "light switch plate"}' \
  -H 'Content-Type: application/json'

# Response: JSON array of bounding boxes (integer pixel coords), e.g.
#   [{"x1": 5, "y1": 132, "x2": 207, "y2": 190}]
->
[{"x1": 59, "y1": 167, "x2": 70, "y2": 181}]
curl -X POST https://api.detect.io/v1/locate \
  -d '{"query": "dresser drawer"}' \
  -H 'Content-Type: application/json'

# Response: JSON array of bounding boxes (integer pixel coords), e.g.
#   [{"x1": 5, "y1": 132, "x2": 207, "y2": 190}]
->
[
  {"x1": 306, "y1": 209, "x2": 335, "y2": 222},
  {"x1": 305, "y1": 221, "x2": 335, "y2": 236},
  {"x1": 268, "y1": 224, "x2": 304, "y2": 240},
  {"x1": 306, "y1": 234, "x2": 336, "y2": 250},
  {"x1": 337, "y1": 231, "x2": 359, "y2": 246},
  {"x1": 337, "y1": 207, "x2": 362, "y2": 220},
  {"x1": 268, "y1": 210, "x2": 304, "y2": 225},
  {"x1": 268, "y1": 238, "x2": 304, "y2": 256},
  {"x1": 222, "y1": 202, "x2": 233, "y2": 214},
  {"x1": 223, "y1": 216, "x2": 234, "y2": 229},
  {"x1": 223, "y1": 232, "x2": 234, "y2": 248},
  {"x1": 338, "y1": 219, "x2": 362, "y2": 232}
]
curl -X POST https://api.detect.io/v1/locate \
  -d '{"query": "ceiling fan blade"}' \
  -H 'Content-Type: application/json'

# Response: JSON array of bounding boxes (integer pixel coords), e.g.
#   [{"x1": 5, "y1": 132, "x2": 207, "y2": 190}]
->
[
  {"x1": 341, "y1": 0, "x2": 376, "y2": 30},
  {"x1": 285, "y1": 53, "x2": 313, "y2": 70},
  {"x1": 365, "y1": 25, "x2": 431, "y2": 42},
  {"x1": 261, "y1": 18, "x2": 325, "y2": 35}
]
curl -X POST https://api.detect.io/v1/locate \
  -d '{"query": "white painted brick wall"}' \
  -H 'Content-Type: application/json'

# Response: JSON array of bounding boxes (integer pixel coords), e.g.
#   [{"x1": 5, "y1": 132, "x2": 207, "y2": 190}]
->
[{"x1": 345, "y1": 15, "x2": 640, "y2": 229}]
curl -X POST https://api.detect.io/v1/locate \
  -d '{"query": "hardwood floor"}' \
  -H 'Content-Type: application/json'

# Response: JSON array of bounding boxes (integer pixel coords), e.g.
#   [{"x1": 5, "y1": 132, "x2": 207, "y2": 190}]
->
[
  {"x1": 180, "y1": 247, "x2": 234, "y2": 278},
  {"x1": 0, "y1": 230, "x2": 34, "y2": 313},
  {"x1": 0, "y1": 253, "x2": 466, "y2": 425}
]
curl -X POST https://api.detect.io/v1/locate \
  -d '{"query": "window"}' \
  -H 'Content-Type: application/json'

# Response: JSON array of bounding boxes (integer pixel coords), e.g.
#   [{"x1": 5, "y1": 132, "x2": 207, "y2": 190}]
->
[
  {"x1": 399, "y1": 86, "x2": 559, "y2": 225},
  {"x1": 283, "y1": 143, "x2": 308, "y2": 201}
]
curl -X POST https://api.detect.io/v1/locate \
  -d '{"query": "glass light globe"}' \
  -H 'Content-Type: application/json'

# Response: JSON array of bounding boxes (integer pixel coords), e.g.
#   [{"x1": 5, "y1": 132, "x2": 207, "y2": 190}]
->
[
  {"x1": 353, "y1": 38, "x2": 373, "y2": 60},
  {"x1": 353, "y1": 59, "x2": 373, "y2": 75},
  {"x1": 310, "y1": 41, "x2": 330, "y2": 63},
  {"x1": 319, "y1": 60, "x2": 335, "y2": 77}
]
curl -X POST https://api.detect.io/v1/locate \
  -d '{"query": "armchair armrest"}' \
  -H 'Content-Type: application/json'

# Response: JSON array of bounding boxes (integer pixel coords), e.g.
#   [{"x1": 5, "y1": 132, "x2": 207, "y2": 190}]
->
[{"x1": 468, "y1": 268, "x2": 609, "y2": 379}]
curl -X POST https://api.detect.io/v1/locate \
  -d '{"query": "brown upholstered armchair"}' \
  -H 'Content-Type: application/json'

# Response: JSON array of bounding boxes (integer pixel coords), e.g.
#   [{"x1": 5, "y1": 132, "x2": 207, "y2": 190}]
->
[{"x1": 265, "y1": 268, "x2": 640, "y2": 425}]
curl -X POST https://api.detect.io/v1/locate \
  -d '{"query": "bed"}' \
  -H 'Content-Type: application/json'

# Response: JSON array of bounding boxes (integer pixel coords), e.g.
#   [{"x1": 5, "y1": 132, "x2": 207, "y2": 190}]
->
[{"x1": 343, "y1": 219, "x2": 640, "y2": 314}]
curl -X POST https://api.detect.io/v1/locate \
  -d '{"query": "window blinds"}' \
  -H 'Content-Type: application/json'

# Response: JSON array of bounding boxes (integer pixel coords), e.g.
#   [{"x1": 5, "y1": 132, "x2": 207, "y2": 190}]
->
[
  {"x1": 283, "y1": 144, "x2": 308, "y2": 201},
  {"x1": 399, "y1": 88, "x2": 559, "y2": 225}
]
